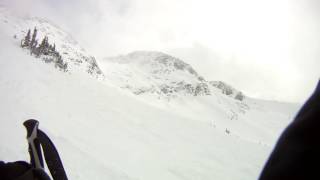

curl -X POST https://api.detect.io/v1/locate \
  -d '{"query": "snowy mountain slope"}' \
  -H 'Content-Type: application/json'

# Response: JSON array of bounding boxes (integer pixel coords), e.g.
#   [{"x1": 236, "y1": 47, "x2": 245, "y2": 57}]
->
[
  {"x1": 0, "y1": 7, "x2": 301, "y2": 180},
  {"x1": 0, "y1": 7, "x2": 103, "y2": 78},
  {"x1": 100, "y1": 51, "x2": 258, "y2": 138},
  {"x1": 101, "y1": 51, "x2": 245, "y2": 102},
  {"x1": 102, "y1": 51, "x2": 211, "y2": 98}
]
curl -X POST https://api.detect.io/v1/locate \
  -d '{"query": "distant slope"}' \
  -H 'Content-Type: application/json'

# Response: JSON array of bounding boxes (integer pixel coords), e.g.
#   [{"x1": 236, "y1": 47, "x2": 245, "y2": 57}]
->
[
  {"x1": 102, "y1": 51, "x2": 244, "y2": 101},
  {"x1": 102, "y1": 51, "x2": 209, "y2": 98}
]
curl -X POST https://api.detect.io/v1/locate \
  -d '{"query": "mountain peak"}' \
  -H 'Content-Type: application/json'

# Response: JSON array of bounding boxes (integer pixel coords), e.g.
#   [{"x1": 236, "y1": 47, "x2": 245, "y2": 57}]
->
[
  {"x1": 107, "y1": 51, "x2": 202, "y2": 80},
  {"x1": 128, "y1": 50, "x2": 168, "y2": 57},
  {"x1": 102, "y1": 51, "x2": 247, "y2": 100}
]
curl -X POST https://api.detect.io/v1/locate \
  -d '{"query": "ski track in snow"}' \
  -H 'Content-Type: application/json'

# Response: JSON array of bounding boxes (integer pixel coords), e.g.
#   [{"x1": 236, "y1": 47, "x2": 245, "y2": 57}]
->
[{"x1": 0, "y1": 7, "x2": 300, "y2": 180}]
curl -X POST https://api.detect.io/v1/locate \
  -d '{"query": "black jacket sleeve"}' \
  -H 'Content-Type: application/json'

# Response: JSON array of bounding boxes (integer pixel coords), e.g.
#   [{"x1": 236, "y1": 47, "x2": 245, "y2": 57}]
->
[{"x1": 259, "y1": 80, "x2": 320, "y2": 180}]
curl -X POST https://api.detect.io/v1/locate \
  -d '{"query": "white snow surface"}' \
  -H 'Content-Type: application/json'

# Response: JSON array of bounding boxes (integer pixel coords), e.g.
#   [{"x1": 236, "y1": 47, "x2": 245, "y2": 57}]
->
[{"x1": 0, "y1": 7, "x2": 301, "y2": 180}]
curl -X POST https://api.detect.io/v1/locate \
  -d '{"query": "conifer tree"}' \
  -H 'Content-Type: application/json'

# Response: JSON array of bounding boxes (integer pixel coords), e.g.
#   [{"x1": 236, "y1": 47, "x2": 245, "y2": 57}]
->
[
  {"x1": 63, "y1": 62, "x2": 68, "y2": 72},
  {"x1": 39, "y1": 36, "x2": 48, "y2": 55},
  {"x1": 21, "y1": 29, "x2": 31, "y2": 48},
  {"x1": 30, "y1": 27, "x2": 37, "y2": 48},
  {"x1": 31, "y1": 40, "x2": 38, "y2": 55},
  {"x1": 20, "y1": 27, "x2": 67, "y2": 72},
  {"x1": 44, "y1": 36, "x2": 49, "y2": 55}
]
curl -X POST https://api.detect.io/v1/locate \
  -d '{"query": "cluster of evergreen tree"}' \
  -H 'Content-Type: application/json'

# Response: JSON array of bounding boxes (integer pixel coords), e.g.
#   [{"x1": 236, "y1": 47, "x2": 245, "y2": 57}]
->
[{"x1": 21, "y1": 27, "x2": 67, "y2": 71}]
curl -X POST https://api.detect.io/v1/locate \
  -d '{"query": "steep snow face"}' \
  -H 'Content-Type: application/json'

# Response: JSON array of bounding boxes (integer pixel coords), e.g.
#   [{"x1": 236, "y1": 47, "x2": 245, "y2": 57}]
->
[
  {"x1": 102, "y1": 51, "x2": 214, "y2": 99},
  {"x1": 0, "y1": 7, "x2": 103, "y2": 78},
  {"x1": 0, "y1": 27, "x2": 300, "y2": 180}
]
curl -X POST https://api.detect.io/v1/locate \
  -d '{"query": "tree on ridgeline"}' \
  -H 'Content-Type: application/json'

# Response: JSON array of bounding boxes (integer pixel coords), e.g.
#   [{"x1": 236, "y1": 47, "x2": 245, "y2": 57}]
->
[
  {"x1": 30, "y1": 27, "x2": 37, "y2": 48},
  {"x1": 20, "y1": 27, "x2": 68, "y2": 72},
  {"x1": 21, "y1": 29, "x2": 31, "y2": 48},
  {"x1": 55, "y1": 53, "x2": 68, "y2": 71},
  {"x1": 39, "y1": 36, "x2": 47, "y2": 55}
]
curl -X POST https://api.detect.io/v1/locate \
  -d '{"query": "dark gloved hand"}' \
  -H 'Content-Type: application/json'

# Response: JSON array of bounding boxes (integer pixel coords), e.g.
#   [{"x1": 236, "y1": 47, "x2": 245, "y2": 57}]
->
[{"x1": 0, "y1": 161, "x2": 51, "y2": 180}]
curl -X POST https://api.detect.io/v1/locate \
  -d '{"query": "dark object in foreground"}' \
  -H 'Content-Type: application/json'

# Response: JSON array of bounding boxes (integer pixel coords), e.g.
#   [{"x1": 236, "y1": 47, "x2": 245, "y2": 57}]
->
[
  {"x1": 259, "y1": 81, "x2": 320, "y2": 180},
  {"x1": 0, "y1": 119, "x2": 68, "y2": 180}
]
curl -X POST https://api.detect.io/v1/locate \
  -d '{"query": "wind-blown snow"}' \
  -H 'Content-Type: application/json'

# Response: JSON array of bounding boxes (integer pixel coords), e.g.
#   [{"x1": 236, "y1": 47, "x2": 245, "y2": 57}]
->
[{"x1": 0, "y1": 7, "x2": 300, "y2": 180}]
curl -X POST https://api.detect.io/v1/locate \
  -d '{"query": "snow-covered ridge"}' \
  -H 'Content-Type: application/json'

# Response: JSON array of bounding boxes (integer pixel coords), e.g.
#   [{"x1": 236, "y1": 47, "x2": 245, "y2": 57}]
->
[
  {"x1": 102, "y1": 51, "x2": 244, "y2": 100},
  {"x1": 0, "y1": 7, "x2": 103, "y2": 78}
]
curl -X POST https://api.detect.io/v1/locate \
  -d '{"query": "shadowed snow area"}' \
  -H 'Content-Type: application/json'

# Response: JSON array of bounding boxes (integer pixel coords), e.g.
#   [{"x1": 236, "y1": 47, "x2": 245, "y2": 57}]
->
[{"x1": 0, "y1": 7, "x2": 300, "y2": 180}]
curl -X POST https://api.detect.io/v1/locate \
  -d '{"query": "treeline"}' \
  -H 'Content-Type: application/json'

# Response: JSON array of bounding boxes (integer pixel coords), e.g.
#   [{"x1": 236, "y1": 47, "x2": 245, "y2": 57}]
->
[{"x1": 21, "y1": 27, "x2": 67, "y2": 71}]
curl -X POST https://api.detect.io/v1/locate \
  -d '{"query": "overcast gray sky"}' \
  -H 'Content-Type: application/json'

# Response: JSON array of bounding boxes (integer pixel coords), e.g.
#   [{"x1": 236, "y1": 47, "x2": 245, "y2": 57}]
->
[{"x1": 2, "y1": 0, "x2": 319, "y2": 103}]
